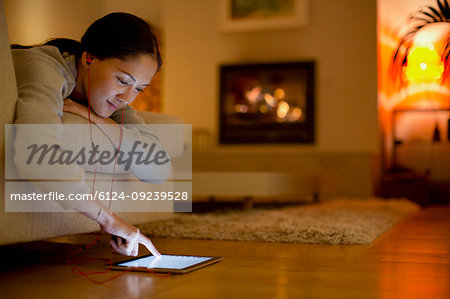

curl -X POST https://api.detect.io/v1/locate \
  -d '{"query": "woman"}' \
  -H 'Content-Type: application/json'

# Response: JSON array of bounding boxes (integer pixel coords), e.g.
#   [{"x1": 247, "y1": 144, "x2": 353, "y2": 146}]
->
[{"x1": 11, "y1": 12, "x2": 166, "y2": 257}]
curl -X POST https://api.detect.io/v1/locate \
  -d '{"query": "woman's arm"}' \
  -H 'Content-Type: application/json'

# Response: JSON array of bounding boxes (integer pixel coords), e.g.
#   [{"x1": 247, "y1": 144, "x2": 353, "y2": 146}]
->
[
  {"x1": 63, "y1": 98, "x2": 171, "y2": 183},
  {"x1": 63, "y1": 98, "x2": 123, "y2": 149},
  {"x1": 73, "y1": 199, "x2": 161, "y2": 257},
  {"x1": 12, "y1": 46, "x2": 92, "y2": 210},
  {"x1": 12, "y1": 47, "x2": 161, "y2": 257}
]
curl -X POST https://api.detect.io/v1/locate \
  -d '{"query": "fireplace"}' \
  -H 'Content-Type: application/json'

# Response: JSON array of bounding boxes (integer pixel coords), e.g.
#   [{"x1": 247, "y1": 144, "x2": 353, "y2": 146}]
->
[{"x1": 219, "y1": 61, "x2": 315, "y2": 144}]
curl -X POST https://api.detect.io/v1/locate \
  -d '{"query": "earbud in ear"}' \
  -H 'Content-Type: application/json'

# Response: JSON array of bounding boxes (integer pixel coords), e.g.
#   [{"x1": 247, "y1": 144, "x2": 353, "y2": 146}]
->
[{"x1": 86, "y1": 57, "x2": 93, "y2": 65}]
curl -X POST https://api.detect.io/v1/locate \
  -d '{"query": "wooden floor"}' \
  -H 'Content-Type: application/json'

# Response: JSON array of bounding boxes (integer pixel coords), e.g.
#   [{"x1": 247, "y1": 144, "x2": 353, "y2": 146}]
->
[{"x1": 0, "y1": 205, "x2": 448, "y2": 299}]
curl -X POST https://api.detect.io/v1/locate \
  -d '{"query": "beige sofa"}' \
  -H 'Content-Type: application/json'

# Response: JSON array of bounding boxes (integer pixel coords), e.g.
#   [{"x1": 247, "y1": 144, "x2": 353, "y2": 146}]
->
[{"x1": 0, "y1": 2, "x2": 183, "y2": 245}]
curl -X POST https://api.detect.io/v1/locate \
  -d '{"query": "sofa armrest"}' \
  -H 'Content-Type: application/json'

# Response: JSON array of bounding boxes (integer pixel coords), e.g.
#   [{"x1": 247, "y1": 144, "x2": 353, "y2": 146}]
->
[
  {"x1": 137, "y1": 111, "x2": 183, "y2": 124},
  {"x1": 136, "y1": 111, "x2": 185, "y2": 159}
]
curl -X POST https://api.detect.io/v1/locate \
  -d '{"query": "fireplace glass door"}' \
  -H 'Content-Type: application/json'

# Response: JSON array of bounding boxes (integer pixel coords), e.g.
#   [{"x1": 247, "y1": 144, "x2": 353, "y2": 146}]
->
[{"x1": 219, "y1": 61, "x2": 315, "y2": 144}]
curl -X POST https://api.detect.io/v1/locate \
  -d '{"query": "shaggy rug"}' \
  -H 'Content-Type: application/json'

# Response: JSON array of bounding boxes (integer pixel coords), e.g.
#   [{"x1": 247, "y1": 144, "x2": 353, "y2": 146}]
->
[{"x1": 138, "y1": 198, "x2": 420, "y2": 245}]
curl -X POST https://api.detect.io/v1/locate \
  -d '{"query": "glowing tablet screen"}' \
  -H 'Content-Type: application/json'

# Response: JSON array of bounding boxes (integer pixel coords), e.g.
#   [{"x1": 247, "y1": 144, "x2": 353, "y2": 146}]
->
[{"x1": 117, "y1": 255, "x2": 213, "y2": 270}]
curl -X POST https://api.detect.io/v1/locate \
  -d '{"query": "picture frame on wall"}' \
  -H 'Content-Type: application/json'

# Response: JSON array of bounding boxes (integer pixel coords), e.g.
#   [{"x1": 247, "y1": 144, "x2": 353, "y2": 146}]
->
[{"x1": 218, "y1": 0, "x2": 308, "y2": 33}]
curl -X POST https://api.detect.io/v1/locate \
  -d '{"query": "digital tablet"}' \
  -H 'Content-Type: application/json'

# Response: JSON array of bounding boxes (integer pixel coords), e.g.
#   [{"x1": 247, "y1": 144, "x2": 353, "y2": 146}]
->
[{"x1": 110, "y1": 254, "x2": 223, "y2": 274}]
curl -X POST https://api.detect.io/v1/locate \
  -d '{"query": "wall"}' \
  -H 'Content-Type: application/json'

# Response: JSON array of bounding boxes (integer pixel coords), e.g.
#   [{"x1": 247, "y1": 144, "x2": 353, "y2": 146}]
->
[
  {"x1": 162, "y1": 0, "x2": 378, "y2": 153},
  {"x1": 4, "y1": 0, "x2": 162, "y2": 44},
  {"x1": 162, "y1": 0, "x2": 378, "y2": 197}
]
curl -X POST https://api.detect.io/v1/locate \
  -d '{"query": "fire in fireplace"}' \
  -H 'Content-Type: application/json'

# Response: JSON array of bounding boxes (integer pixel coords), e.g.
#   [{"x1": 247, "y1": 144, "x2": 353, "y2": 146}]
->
[{"x1": 219, "y1": 61, "x2": 315, "y2": 144}]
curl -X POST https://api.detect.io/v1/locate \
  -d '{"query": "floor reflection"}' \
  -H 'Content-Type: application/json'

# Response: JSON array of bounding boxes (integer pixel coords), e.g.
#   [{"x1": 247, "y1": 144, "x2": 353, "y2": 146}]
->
[{"x1": 122, "y1": 273, "x2": 156, "y2": 298}]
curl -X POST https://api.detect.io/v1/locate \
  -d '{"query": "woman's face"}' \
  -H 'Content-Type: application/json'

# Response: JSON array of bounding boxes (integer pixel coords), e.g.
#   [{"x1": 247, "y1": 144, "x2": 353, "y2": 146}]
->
[{"x1": 86, "y1": 54, "x2": 158, "y2": 118}]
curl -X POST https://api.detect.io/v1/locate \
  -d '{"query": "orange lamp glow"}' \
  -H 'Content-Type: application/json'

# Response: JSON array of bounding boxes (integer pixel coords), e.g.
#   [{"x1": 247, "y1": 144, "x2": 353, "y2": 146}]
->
[{"x1": 403, "y1": 44, "x2": 444, "y2": 82}]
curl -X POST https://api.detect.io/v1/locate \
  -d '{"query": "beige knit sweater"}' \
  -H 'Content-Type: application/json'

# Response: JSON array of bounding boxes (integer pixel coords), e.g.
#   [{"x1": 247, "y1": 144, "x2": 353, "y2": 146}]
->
[{"x1": 10, "y1": 45, "x2": 170, "y2": 209}]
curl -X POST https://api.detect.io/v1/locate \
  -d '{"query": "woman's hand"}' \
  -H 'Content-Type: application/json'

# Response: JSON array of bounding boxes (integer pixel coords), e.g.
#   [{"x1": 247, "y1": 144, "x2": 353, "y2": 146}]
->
[{"x1": 95, "y1": 208, "x2": 161, "y2": 257}]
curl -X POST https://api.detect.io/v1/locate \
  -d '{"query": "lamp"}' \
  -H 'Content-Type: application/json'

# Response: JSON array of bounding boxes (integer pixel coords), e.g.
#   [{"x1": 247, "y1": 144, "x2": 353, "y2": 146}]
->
[
  {"x1": 392, "y1": 0, "x2": 450, "y2": 85},
  {"x1": 403, "y1": 44, "x2": 445, "y2": 83}
]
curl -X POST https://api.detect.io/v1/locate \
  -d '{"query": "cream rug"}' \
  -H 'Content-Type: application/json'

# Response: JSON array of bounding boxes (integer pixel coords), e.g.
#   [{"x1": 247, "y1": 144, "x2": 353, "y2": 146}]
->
[{"x1": 138, "y1": 198, "x2": 420, "y2": 245}]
